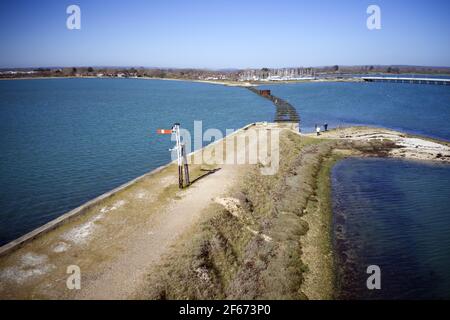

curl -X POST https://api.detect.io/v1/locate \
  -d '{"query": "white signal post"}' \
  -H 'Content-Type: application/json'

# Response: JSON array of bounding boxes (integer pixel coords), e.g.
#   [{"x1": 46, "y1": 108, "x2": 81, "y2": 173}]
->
[{"x1": 157, "y1": 123, "x2": 190, "y2": 189}]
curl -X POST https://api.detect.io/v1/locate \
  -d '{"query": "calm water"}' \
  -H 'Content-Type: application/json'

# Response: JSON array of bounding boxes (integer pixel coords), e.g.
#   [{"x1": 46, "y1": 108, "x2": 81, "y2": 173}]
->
[
  {"x1": 332, "y1": 158, "x2": 450, "y2": 299},
  {"x1": 0, "y1": 78, "x2": 274, "y2": 245},
  {"x1": 261, "y1": 82, "x2": 450, "y2": 140}
]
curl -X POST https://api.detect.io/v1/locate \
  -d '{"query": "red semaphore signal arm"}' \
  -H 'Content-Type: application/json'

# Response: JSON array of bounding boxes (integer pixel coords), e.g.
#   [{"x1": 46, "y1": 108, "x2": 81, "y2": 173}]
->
[{"x1": 157, "y1": 129, "x2": 173, "y2": 134}]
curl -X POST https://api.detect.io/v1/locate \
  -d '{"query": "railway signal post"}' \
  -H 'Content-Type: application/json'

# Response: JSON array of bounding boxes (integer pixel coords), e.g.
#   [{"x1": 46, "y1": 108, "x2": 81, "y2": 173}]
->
[{"x1": 157, "y1": 123, "x2": 190, "y2": 189}]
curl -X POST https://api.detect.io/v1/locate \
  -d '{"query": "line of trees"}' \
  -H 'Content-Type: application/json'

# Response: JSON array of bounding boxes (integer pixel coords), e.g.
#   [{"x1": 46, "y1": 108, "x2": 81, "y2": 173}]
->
[{"x1": 1, "y1": 65, "x2": 450, "y2": 80}]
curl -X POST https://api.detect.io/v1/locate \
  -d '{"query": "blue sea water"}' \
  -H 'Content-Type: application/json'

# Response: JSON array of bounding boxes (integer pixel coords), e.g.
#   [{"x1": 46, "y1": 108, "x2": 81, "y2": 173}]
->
[
  {"x1": 265, "y1": 81, "x2": 450, "y2": 299},
  {"x1": 332, "y1": 158, "x2": 450, "y2": 299},
  {"x1": 1, "y1": 78, "x2": 450, "y2": 302},
  {"x1": 261, "y1": 82, "x2": 450, "y2": 140},
  {"x1": 0, "y1": 78, "x2": 274, "y2": 245}
]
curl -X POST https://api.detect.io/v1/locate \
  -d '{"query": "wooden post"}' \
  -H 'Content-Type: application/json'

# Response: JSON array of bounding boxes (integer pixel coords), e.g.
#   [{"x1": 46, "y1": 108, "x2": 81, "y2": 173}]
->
[
  {"x1": 178, "y1": 164, "x2": 184, "y2": 189},
  {"x1": 182, "y1": 144, "x2": 190, "y2": 186}
]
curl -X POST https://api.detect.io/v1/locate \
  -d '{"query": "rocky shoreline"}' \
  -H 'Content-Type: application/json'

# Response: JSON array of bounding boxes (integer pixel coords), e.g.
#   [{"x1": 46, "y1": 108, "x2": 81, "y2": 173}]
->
[{"x1": 309, "y1": 126, "x2": 450, "y2": 163}]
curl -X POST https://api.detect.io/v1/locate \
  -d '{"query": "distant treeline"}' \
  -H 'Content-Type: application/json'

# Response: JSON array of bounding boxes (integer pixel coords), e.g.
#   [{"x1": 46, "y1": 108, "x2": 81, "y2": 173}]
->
[{"x1": 1, "y1": 65, "x2": 449, "y2": 80}]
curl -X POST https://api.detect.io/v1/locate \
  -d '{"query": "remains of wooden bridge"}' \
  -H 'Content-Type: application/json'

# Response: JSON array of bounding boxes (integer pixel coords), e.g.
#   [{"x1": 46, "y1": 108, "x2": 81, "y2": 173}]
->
[{"x1": 246, "y1": 87, "x2": 300, "y2": 124}]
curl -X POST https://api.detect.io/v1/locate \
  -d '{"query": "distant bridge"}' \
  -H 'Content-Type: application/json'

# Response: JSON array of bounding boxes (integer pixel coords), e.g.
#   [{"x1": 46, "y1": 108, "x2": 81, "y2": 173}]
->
[{"x1": 362, "y1": 76, "x2": 450, "y2": 86}]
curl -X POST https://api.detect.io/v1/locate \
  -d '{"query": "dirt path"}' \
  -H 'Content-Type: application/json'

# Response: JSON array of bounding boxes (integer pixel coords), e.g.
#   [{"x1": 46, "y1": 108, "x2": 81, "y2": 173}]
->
[
  {"x1": 0, "y1": 123, "x2": 277, "y2": 299},
  {"x1": 75, "y1": 164, "x2": 242, "y2": 299}
]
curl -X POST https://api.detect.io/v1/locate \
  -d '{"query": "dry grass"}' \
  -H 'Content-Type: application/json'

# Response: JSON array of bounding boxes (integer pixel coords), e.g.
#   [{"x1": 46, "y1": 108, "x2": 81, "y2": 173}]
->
[{"x1": 142, "y1": 131, "x2": 344, "y2": 299}]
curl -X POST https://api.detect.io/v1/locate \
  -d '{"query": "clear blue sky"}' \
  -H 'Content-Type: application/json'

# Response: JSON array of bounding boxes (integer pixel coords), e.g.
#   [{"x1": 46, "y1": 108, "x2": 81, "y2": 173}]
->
[{"x1": 1, "y1": 0, "x2": 449, "y2": 68}]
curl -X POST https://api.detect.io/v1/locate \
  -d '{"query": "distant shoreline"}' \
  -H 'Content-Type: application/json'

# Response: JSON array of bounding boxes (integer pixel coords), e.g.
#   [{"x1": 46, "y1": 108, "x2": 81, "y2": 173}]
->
[
  {"x1": 5, "y1": 74, "x2": 450, "y2": 87},
  {"x1": 0, "y1": 75, "x2": 364, "y2": 86}
]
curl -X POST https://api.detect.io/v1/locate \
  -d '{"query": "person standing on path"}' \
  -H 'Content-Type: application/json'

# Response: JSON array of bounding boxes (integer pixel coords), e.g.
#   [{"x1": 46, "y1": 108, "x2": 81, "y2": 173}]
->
[{"x1": 316, "y1": 125, "x2": 321, "y2": 136}]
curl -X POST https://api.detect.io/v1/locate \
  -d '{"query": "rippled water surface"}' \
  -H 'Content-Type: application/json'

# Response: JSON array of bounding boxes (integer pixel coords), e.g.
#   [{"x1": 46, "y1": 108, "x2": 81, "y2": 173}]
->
[
  {"x1": 261, "y1": 82, "x2": 450, "y2": 140},
  {"x1": 332, "y1": 158, "x2": 450, "y2": 299},
  {"x1": 0, "y1": 78, "x2": 274, "y2": 245}
]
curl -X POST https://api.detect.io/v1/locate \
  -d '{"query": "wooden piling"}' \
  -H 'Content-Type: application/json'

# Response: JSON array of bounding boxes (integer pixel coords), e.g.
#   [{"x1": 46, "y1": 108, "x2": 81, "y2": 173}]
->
[{"x1": 182, "y1": 144, "x2": 190, "y2": 186}]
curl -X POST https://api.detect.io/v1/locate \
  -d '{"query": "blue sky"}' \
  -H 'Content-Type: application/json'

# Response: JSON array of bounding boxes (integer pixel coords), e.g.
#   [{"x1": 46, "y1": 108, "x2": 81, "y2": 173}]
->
[{"x1": 0, "y1": 0, "x2": 449, "y2": 68}]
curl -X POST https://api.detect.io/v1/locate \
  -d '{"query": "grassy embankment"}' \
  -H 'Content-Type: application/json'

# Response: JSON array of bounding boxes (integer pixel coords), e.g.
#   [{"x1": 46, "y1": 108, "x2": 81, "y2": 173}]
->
[{"x1": 140, "y1": 130, "x2": 395, "y2": 299}]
